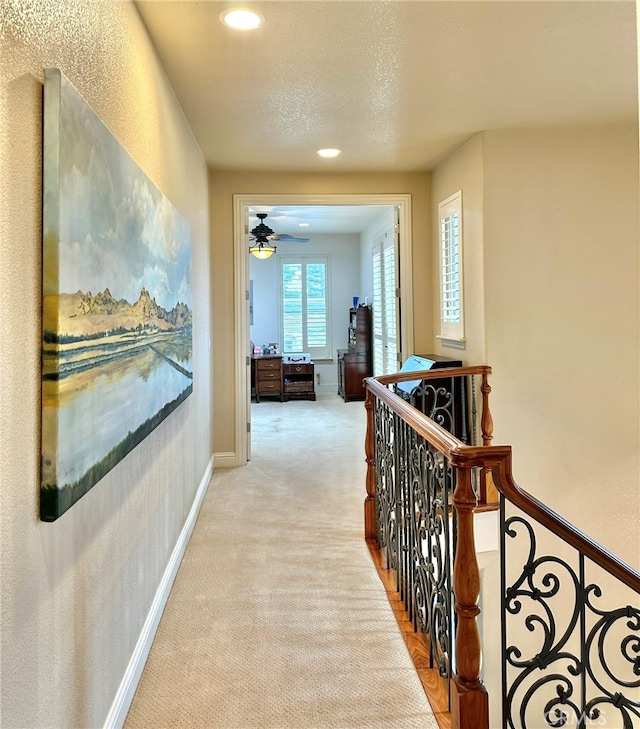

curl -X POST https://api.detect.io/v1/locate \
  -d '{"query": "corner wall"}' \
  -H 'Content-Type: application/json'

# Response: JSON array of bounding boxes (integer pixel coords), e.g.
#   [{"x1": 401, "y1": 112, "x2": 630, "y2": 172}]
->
[
  {"x1": 483, "y1": 123, "x2": 639, "y2": 564},
  {"x1": 431, "y1": 134, "x2": 486, "y2": 365},
  {"x1": 0, "y1": 2, "x2": 212, "y2": 727}
]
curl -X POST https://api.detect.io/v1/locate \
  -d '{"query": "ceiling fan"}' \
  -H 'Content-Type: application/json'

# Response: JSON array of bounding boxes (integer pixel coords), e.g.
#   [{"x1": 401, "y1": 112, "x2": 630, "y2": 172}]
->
[{"x1": 249, "y1": 213, "x2": 309, "y2": 259}]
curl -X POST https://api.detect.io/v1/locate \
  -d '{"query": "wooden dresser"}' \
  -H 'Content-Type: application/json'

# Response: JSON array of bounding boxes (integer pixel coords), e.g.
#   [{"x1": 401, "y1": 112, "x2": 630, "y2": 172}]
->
[
  {"x1": 337, "y1": 305, "x2": 372, "y2": 402},
  {"x1": 253, "y1": 355, "x2": 283, "y2": 402}
]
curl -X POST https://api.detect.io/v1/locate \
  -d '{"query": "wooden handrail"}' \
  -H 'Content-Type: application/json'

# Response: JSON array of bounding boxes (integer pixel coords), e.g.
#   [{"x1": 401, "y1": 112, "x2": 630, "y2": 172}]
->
[
  {"x1": 365, "y1": 375, "x2": 490, "y2": 729},
  {"x1": 376, "y1": 365, "x2": 492, "y2": 387},
  {"x1": 364, "y1": 376, "x2": 465, "y2": 457},
  {"x1": 489, "y1": 449, "x2": 640, "y2": 592},
  {"x1": 367, "y1": 377, "x2": 640, "y2": 590},
  {"x1": 364, "y1": 372, "x2": 639, "y2": 729},
  {"x1": 372, "y1": 367, "x2": 498, "y2": 502}
]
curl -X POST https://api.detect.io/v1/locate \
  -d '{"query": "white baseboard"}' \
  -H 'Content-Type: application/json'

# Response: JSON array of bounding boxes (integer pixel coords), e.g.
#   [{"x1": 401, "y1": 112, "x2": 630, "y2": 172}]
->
[
  {"x1": 103, "y1": 455, "x2": 214, "y2": 729},
  {"x1": 213, "y1": 451, "x2": 238, "y2": 468}
]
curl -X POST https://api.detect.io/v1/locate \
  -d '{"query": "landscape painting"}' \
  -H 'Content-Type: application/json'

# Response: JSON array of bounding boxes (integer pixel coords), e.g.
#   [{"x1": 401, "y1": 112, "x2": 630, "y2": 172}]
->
[{"x1": 41, "y1": 68, "x2": 193, "y2": 521}]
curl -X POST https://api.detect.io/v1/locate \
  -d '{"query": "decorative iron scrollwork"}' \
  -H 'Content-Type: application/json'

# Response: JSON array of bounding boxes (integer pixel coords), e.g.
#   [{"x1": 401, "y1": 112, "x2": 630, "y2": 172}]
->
[
  {"x1": 374, "y1": 399, "x2": 397, "y2": 570},
  {"x1": 408, "y1": 441, "x2": 454, "y2": 677},
  {"x1": 409, "y1": 383, "x2": 454, "y2": 433},
  {"x1": 373, "y1": 393, "x2": 455, "y2": 681},
  {"x1": 502, "y1": 514, "x2": 640, "y2": 728}
]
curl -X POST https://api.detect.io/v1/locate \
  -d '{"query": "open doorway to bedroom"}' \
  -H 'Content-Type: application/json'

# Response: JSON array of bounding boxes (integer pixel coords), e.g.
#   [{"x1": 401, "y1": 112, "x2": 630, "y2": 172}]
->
[{"x1": 233, "y1": 194, "x2": 414, "y2": 464}]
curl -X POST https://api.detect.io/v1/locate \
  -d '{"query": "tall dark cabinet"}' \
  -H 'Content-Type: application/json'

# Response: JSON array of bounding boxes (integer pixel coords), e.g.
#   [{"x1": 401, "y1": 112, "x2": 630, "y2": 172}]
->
[{"x1": 337, "y1": 305, "x2": 372, "y2": 402}]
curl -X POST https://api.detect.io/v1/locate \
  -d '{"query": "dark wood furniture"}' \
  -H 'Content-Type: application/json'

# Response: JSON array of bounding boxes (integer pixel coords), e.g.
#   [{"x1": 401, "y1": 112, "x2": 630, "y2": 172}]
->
[
  {"x1": 337, "y1": 305, "x2": 372, "y2": 402},
  {"x1": 283, "y1": 362, "x2": 315, "y2": 401},
  {"x1": 253, "y1": 355, "x2": 283, "y2": 402},
  {"x1": 395, "y1": 354, "x2": 467, "y2": 442}
]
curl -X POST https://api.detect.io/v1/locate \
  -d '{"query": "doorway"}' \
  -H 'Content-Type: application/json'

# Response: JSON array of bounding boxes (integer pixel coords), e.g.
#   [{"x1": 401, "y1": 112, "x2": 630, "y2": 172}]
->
[{"x1": 233, "y1": 194, "x2": 414, "y2": 465}]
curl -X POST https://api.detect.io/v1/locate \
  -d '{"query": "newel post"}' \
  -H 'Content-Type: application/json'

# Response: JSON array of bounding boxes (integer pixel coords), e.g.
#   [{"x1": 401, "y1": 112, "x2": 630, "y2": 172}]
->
[
  {"x1": 480, "y1": 372, "x2": 493, "y2": 447},
  {"x1": 450, "y1": 465, "x2": 489, "y2": 729},
  {"x1": 479, "y1": 372, "x2": 499, "y2": 505},
  {"x1": 364, "y1": 387, "x2": 377, "y2": 541}
]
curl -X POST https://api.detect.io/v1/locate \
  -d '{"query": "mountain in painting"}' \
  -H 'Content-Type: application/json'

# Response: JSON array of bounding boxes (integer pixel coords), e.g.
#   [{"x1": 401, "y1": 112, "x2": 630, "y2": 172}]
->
[{"x1": 44, "y1": 288, "x2": 192, "y2": 340}]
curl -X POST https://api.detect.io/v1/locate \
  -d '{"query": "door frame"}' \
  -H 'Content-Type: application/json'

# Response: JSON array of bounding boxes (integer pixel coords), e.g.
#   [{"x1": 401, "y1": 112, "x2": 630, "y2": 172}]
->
[{"x1": 233, "y1": 193, "x2": 414, "y2": 466}]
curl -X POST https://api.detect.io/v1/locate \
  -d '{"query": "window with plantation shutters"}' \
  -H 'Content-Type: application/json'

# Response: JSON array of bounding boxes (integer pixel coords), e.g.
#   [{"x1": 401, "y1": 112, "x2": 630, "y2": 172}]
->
[
  {"x1": 437, "y1": 191, "x2": 465, "y2": 346},
  {"x1": 279, "y1": 256, "x2": 331, "y2": 359},
  {"x1": 372, "y1": 232, "x2": 398, "y2": 376}
]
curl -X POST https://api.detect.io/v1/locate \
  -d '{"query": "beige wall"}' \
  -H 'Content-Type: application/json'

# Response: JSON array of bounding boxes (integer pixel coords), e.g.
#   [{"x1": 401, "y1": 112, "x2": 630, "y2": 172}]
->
[
  {"x1": 482, "y1": 124, "x2": 639, "y2": 565},
  {"x1": 210, "y1": 170, "x2": 430, "y2": 456},
  {"x1": 1, "y1": 2, "x2": 211, "y2": 727},
  {"x1": 431, "y1": 134, "x2": 487, "y2": 365}
]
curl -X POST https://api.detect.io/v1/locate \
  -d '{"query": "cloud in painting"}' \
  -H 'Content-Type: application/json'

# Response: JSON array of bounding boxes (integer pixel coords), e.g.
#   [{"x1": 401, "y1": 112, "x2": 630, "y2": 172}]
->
[{"x1": 53, "y1": 70, "x2": 191, "y2": 311}]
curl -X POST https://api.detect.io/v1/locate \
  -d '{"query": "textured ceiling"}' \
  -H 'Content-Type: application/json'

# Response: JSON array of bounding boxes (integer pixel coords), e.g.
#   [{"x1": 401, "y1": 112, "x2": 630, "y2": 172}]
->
[{"x1": 135, "y1": 0, "x2": 637, "y2": 174}]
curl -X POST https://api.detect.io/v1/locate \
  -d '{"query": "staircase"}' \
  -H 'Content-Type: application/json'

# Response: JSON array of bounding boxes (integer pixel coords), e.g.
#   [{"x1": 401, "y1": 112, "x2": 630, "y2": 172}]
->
[{"x1": 363, "y1": 367, "x2": 640, "y2": 729}]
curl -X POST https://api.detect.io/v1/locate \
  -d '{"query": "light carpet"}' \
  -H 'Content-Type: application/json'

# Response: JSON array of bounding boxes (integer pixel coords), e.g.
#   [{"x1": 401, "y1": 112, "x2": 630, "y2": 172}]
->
[{"x1": 124, "y1": 391, "x2": 438, "y2": 729}]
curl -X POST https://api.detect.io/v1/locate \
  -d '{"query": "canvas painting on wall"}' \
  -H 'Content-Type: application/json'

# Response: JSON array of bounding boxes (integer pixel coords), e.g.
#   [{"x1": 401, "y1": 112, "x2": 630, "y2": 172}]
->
[{"x1": 41, "y1": 68, "x2": 193, "y2": 521}]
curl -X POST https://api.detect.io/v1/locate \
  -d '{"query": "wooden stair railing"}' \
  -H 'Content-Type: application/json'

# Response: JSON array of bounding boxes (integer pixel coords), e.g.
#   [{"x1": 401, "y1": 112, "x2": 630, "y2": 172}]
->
[
  {"x1": 374, "y1": 366, "x2": 499, "y2": 506},
  {"x1": 489, "y1": 450, "x2": 640, "y2": 729},
  {"x1": 365, "y1": 370, "x2": 495, "y2": 729},
  {"x1": 364, "y1": 368, "x2": 640, "y2": 729}
]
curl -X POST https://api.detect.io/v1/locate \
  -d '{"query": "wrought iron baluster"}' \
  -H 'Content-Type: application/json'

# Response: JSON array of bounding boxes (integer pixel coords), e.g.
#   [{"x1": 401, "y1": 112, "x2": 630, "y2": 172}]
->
[
  {"x1": 460, "y1": 374, "x2": 468, "y2": 445},
  {"x1": 396, "y1": 415, "x2": 407, "y2": 608},
  {"x1": 501, "y1": 504, "x2": 640, "y2": 728}
]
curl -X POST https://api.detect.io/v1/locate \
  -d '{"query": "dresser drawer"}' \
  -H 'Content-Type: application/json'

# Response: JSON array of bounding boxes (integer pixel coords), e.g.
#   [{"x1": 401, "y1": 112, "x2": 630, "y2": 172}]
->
[
  {"x1": 256, "y1": 359, "x2": 281, "y2": 372},
  {"x1": 258, "y1": 380, "x2": 280, "y2": 392},
  {"x1": 258, "y1": 369, "x2": 280, "y2": 381},
  {"x1": 283, "y1": 363, "x2": 313, "y2": 376}
]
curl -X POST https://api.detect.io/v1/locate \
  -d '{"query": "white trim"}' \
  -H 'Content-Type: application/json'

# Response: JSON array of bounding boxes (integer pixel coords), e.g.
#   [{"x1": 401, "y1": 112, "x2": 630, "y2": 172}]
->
[
  {"x1": 103, "y1": 455, "x2": 214, "y2": 729},
  {"x1": 233, "y1": 199, "x2": 251, "y2": 468},
  {"x1": 436, "y1": 335, "x2": 467, "y2": 350},
  {"x1": 438, "y1": 190, "x2": 464, "y2": 342},
  {"x1": 213, "y1": 451, "x2": 238, "y2": 468},
  {"x1": 233, "y1": 193, "x2": 413, "y2": 465}
]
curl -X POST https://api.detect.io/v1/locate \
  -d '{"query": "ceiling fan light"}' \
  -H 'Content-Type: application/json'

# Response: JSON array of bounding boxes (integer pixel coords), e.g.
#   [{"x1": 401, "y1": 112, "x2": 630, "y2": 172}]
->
[
  {"x1": 220, "y1": 8, "x2": 264, "y2": 30},
  {"x1": 249, "y1": 213, "x2": 279, "y2": 258},
  {"x1": 250, "y1": 243, "x2": 276, "y2": 260},
  {"x1": 317, "y1": 148, "x2": 342, "y2": 158}
]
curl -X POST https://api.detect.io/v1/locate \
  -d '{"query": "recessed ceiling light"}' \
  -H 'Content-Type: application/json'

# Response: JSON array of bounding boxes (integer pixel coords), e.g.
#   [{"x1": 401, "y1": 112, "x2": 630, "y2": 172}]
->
[
  {"x1": 317, "y1": 148, "x2": 342, "y2": 158},
  {"x1": 298, "y1": 223, "x2": 310, "y2": 227},
  {"x1": 220, "y1": 8, "x2": 264, "y2": 30}
]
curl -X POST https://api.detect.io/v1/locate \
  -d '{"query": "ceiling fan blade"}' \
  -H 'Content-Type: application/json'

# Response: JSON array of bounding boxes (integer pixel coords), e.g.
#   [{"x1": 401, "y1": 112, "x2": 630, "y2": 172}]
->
[
  {"x1": 273, "y1": 234, "x2": 310, "y2": 243},
  {"x1": 250, "y1": 214, "x2": 309, "y2": 243}
]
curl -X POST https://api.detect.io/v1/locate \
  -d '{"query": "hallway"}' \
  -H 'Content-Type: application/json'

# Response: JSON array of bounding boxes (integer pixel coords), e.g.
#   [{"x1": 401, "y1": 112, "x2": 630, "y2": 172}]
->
[{"x1": 124, "y1": 392, "x2": 438, "y2": 728}]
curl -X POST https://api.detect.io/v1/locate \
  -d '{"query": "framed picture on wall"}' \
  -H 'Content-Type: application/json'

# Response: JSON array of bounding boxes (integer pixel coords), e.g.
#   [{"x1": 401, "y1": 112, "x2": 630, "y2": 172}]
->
[{"x1": 41, "y1": 68, "x2": 193, "y2": 521}]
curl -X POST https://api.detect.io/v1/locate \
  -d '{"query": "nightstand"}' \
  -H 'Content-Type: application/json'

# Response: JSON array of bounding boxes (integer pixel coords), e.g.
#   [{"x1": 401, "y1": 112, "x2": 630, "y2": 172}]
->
[{"x1": 283, "y1": 362, "x2": 315, "y2": 401}]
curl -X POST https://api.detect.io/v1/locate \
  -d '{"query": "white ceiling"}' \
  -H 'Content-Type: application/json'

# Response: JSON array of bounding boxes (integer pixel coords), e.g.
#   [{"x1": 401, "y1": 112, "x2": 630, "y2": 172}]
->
[{"x1": 134, "y1": 0, "x2": 637, "y2": 231}]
